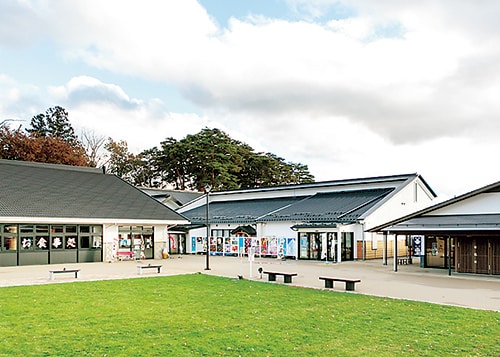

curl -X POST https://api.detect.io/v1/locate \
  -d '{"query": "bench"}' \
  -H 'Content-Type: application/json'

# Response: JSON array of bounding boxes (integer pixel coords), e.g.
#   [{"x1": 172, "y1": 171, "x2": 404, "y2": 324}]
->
[
  {"x1": 397, "y1": 257, "x2": 412, "y2": 265},
  {"x1": 263, "y1": 271, "x2": 298, "y2": 284},
  {"x1": 137, "y1": 264, "x2": 162, "y2": 275},
  {"x1": 116, "y1": 251, "x2": 135, "y2": 260},
  {"x1": 49, "y1": 268, "x2": 80, "y2": 280},
  {"x1": 319, "y1": 276, "x2": 361, "y2": 291}
]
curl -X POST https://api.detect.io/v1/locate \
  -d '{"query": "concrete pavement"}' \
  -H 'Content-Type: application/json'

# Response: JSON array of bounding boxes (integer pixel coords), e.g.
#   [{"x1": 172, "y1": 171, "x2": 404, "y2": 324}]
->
[{"x1": 0, "y1": 255, "x2": 499, "y2": 311}]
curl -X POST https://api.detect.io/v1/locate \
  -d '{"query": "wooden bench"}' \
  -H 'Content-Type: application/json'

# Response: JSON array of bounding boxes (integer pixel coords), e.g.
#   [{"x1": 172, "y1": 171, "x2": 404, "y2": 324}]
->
[
  {"x1": 263, "y1": 271, "x2": 298, "y2": 284},
  {"x1": 319, "y1": 276, "x2": 361, "y2": 291},
  {"x1": 397, "y1": 257, "x2": 412, "y2": 265},
  {"x1": 137, "y1": 264, "x2": 162, "y2": 275},
  {"x1": 49, "y1": 268, "x2": 80, "y2": 280},
  {"x1": 116, "y1": 251, "x2": 135, "y2": 260}
]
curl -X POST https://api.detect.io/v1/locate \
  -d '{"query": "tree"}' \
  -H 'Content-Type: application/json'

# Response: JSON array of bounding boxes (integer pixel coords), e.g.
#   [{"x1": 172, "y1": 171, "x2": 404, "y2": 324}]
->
[
  {"x1": 0, "y1": 125, "x2": 89, "y2": 166},
  {"x1": 26, "y1": 106, "x2": 79, "y2": 145},
  {"x1": 153, "y1": 128, "x2": 315, "y2": 191},
  {"x1": 81, "y1": 129, "x2": 107, "y2": 167}
]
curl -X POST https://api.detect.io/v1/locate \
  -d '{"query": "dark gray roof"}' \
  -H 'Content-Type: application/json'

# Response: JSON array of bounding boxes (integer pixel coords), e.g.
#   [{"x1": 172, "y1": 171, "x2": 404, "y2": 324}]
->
[
  {"x1": 182, "y1": 188, "x2": 393, "y2": 225},
  {"x1": 369, "y1": 180, "x2": 500, "y2": 234},
  {"x1": 207, "y1": 173, "x2": 436, "y2": 198},
  {"x1": 261, "y1": 188, "x2": 393, "y2": 222},
  {"x1": 0, "y1": 160, "x2": 188, "y2": 222},
  {"x1": 141, "y1": 188, "x2": 203, "y2": 206},
  {"x1": 182, "y1": 197, "x2": 305, "y2": 224},
  {"x1": 378, "y1": 214, "x2": 500, "y2": 233}
]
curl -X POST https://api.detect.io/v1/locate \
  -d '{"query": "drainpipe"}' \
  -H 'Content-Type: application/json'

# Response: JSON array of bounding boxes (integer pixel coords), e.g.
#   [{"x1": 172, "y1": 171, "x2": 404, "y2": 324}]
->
[
  {"x1": 361, "y1": 222, "x2": 366, "y2": 261},
  {"x1": 382, "y1": 231, "x2": 388, "y2": 265},
  {"x1": 394, "y1": 233, "x2": 398, "y2": 272}
]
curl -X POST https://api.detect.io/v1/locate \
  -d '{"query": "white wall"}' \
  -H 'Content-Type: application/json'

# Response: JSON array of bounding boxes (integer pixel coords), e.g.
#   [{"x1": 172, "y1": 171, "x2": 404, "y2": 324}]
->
[
  {"x1": 364, "y1": 178, "x2": 435, "y2": 231},
  {"x1": 431, "y1": 192, "x2": 500, "y2": 215}
]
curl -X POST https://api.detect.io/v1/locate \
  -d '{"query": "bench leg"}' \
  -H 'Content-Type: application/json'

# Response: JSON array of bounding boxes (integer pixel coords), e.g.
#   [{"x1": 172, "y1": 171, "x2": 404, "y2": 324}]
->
[
  {"x1": 50, "y1": 272, "x2": 54, "y2": 280},
  {"x1": 156, "y1": 267, "x2": 161, "y2": 273},
  {"x1": 324, "y1": 280, "x2": 333, "y2": 289},
  {"x1": 345, "y1": 282, "x2": 355, "y2": 291},
  {"x1": 284, "y1": 275, "x2": 292, "y2": 284},
  {"x1": 137, "y1": 267, "x2": 142, "y2": 275},
  {"x1": 268, "y1": 274, "x2": 276, "y2": 281}
]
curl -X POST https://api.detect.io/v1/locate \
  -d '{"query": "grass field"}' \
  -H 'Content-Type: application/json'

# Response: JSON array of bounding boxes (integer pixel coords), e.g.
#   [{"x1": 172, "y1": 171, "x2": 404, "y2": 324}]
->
[{"x1": 0, "y1": 274, "x2": 498, "y2": 356}]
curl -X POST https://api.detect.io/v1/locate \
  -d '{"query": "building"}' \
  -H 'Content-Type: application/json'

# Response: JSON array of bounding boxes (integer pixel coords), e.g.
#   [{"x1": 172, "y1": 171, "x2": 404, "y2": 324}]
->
[
  {"x1": 0, "y1": 159, "x2": 188, "y2": 266},
  {"x1": 178, "y1": 173, "x2": 436, "y2": 261},
  {"x1": 370, "y1": 180, "x2": 500, "y2": 275},
  {"x1": 141, "y1": 188, "x2": 203, "y2": 211}
]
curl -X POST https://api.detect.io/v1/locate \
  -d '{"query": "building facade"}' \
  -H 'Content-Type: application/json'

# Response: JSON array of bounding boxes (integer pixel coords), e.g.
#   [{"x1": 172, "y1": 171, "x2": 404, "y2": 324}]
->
[
  {"x1": 370, "y1": 181, "x2": 500, "y2": 275},
  {"x1": 0, "y1": 160, "x2": 188, "y2": 266},
  {"x1": 178, "y1": 174, "x2": 436, "y2": 261}
]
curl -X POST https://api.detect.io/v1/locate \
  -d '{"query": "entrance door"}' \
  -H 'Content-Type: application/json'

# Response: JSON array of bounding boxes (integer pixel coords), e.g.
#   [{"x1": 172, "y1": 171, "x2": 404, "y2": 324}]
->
[
  {"x1": 341, "y1": 232, "x2": 354, "y2": 261},
  {"x1": 309, "y1": 233, "x2": 321, "y2": 260},
  {"x1": 425, "y1": 236, "x2": 454, "y2": 269},
  {"x1": 492, "y1": 238, "x2": 500, "y2": 275},
  {"x1": 299, "y1": 233, "x2": 323, "y2": 260},
  {"x1": 327, "y1": 233, "x2": 337, "y2": 262},
  {"x1": 456, "y1": 239, "x2": 474, "y2": 273}
]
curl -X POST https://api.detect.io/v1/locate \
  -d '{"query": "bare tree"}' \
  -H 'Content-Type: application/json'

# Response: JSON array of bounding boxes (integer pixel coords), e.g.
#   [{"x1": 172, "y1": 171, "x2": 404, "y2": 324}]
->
[{"x1": 81, "y1": 129, "x2": 107, "y2": 168}]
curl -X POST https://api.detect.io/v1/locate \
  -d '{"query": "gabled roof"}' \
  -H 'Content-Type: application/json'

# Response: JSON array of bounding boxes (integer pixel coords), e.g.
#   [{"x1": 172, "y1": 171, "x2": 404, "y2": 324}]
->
[
  {"x1": 205, "y1": 173, "x2": 436, "y2": 198},
  {"x1": 259, "y1": 188, "x2": 394, "y2": 222},
  {"x1": 180, "y1": 172, "x2": 434, "y2": 227},
  {"x1": 182, "y1": 197, "x2": 305, "y2": 224},
  {"x1": 141, "y1": 188, "x2": 203, "y2": 207},
  {"x1": 0, "y1": 160, "x2": 188, "y2": 223},
  {"x1": 369, "y1": 180, "x2": 500, "y2": 234},
  {"x1": 182, "y1": 188, "x2": 395, "y2": 225}
]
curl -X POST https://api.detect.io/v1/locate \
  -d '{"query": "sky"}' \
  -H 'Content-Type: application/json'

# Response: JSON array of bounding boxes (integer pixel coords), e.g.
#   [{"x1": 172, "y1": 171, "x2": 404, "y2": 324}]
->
[{"x1": 1, "y1": 0, "x2": 500, "y2": 200}]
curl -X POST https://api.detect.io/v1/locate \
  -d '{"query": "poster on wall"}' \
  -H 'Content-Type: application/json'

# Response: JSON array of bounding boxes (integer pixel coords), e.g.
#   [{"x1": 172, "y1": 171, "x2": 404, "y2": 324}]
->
[
  {"x1": 261, "y1": 238, "x2": 269, "y2": 255},
  {"x1": 231, "y1": 237, "x2": 239, "y2": 255},
  {"x1": 224, "y1": 237, "x2": 231, "y2": 255},
  {"x1": 269, "y1": 237, "x2": 278, "y2": 255},
  {"x1": 286, "y1": 237, "x2": 297, "y2": 257},
  {"x1": 196, "y1": 236, "x2": 204, "y2": 253},
  {"x1": 412, "y1": 236, "x2": 423, "y2": 256}
]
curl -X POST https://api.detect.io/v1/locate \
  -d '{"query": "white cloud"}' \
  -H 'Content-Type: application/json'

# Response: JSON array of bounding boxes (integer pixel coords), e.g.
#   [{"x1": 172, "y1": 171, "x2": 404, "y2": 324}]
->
[
  {"x1": 3, "y1": 0, "x2": 500, "y2": 200},
  {"x1": 48, "y1": 76, "x2": 209, "y2": 152}
]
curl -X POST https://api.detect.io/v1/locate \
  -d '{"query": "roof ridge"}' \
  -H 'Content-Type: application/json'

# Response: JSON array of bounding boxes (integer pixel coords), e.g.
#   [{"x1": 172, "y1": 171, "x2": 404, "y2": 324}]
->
[{"x1": 0, "y1": 159, "x2": 102, "y2": 174}]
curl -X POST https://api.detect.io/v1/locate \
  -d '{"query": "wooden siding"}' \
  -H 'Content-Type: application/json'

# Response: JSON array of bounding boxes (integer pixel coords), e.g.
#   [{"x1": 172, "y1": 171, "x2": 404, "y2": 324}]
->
[
  {"x1": 456, "y1": 237, "x2": 500, "y2": 275},
  {"x1": 359, "y1": 240, "x2": 407, "y2": 260}
]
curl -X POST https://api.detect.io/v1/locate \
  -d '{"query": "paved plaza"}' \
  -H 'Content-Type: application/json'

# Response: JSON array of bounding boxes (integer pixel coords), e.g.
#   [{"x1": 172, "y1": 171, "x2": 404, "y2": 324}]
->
[{"x1": 0, "y1": 255, "x2": 499, "y2": 311}]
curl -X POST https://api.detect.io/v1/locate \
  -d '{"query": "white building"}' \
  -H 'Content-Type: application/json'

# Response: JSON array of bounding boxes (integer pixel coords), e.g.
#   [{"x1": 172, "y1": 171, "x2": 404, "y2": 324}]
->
[
  {"x1": 0, "y1": 160, "x2": 188, "y2": 266},
  {"x1": 178, "y1": 173, "x2": 436, "y2": 261}
]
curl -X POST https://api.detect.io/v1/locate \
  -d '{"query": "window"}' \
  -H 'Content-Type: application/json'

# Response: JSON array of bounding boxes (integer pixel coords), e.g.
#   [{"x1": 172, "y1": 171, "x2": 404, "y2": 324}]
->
[
  {"x1": 20, "y1": 225, "x2": 34, "y2": 234},
  {"x1": 80, "y1": 236, "x2": 90, "y2": 249},
  {"x1": 52, "y1": 225, "x2": 64, "y2": 234},
  {"x1": 35, "y1": 236, "x2": 49, "y2": 250},
  {"x1": 2, "y1": 236, "x2": 17, "y2": 251},
  {"x1": 66, "y1": 236, "x2": 77, "y2": 249},
  {"x1": 66, "y1": 226, "x2": 77, "y2": 234},
  {"x1": 20, "y1": 237, "x2": 33, "y2": 250},
  {"x1": 79, "y1": 226, "x2": 90, "y2": 234},
  {"x1": 52, "y1": 236, "x2": 64, "y2": 249}
]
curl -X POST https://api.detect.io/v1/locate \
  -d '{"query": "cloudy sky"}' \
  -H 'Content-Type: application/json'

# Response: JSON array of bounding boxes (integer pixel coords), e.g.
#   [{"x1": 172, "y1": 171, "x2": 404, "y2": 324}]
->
[{"x1": 1, "y1": 0, "x2": 500, "y2": 200}]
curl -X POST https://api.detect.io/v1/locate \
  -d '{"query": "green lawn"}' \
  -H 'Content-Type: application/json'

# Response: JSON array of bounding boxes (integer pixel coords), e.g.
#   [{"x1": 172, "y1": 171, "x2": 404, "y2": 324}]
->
[{"x1": 0, "y1": 274, "x2": 498, "y2": 356}]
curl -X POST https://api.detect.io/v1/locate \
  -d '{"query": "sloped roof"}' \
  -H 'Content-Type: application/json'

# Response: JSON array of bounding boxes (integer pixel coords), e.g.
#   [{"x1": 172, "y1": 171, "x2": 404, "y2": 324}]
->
[
  {"x1": 206, "y1": 173, "x2": 436, "y2": 198},
  {"x1": 369, "y1": 180, "x2": 500, "y2": 234},
  {"x1": 182, "y1": 188, "x2": 394, "y2": 225},
  {"x1": 0, "y1": 160, "x2": 188, "y2": 223},
  {"x1": 182, "y1": 197, "x2": 306, "y2": 224},
  {"x1": 260, "y1": 188, "x2": 394, "y2": 222},
  {"x1": 141, "y1": 188, "x2": 203, "y2": 207},
  {"x1": 377, "y1": 214, "x2": 500, "y2": 233}
]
